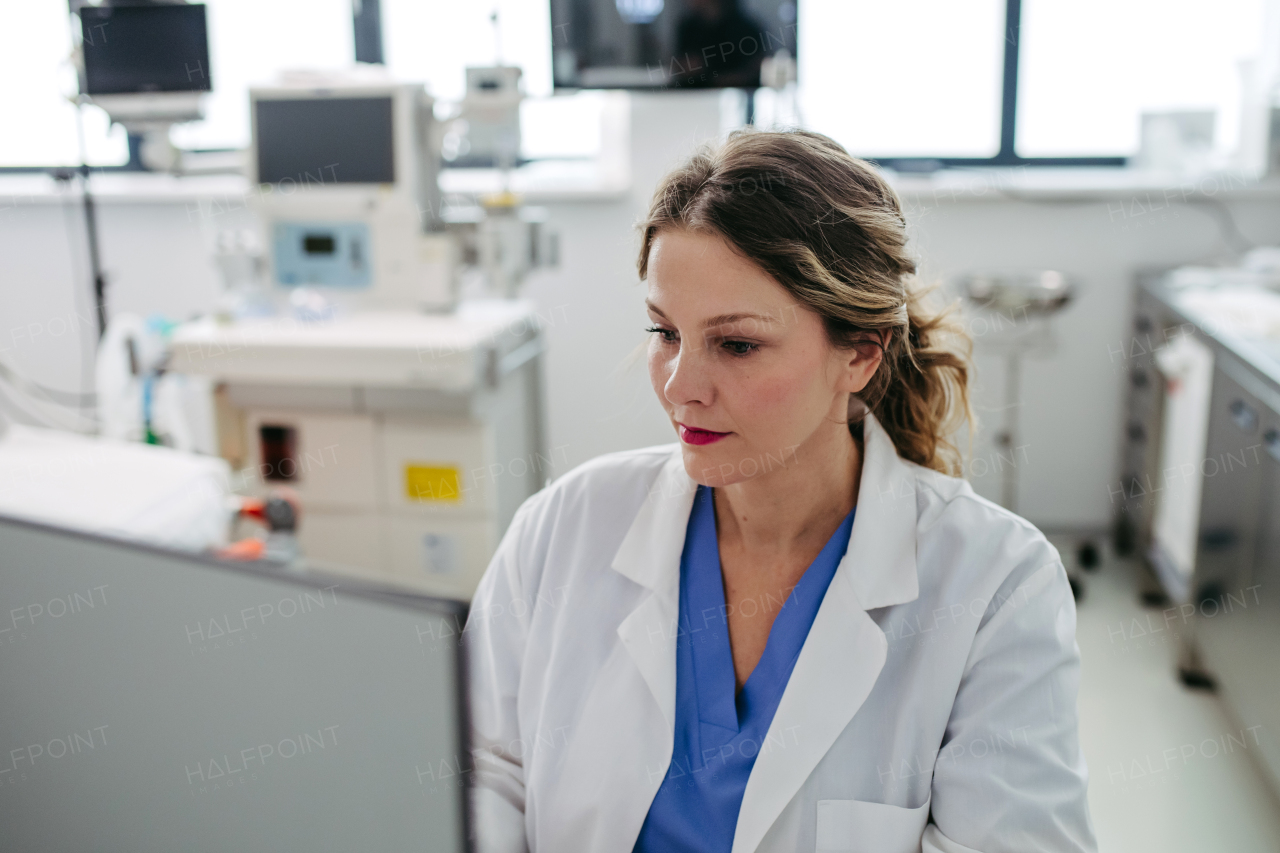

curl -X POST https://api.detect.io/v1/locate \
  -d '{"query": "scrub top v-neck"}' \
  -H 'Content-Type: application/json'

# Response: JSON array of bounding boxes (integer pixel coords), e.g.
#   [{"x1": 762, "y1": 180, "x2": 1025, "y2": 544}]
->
[{"x1": 632, "y1": 484, "x2": 856, "y2": 853}]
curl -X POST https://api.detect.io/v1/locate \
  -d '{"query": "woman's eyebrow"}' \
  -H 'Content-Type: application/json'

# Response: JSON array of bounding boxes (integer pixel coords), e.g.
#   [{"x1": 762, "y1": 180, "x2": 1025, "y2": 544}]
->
[{"x1": 645, "y1": 302, "x2": 778, "y2": 329}]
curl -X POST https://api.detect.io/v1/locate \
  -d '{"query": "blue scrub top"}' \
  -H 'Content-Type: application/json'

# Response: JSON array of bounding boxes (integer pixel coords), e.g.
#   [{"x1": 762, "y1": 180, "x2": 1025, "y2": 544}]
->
[{"x1": 633, "y1": 484, "x2": 856, "y2": 853}]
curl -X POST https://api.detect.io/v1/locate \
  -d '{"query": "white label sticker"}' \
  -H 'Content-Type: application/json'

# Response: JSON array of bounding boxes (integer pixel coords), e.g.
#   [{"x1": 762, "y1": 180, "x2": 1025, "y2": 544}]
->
[{"x1": 422, "y1": 533, "x2": 460, "y2": 575}]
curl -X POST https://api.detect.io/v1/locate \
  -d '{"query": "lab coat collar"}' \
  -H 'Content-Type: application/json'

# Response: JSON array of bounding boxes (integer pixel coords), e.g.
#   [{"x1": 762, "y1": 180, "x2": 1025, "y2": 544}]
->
[
  {"x1": 843, "y1": 400, "x2": 921, "y2": 611},
  {"x1": 610, "y1": 404, "x2": 920, "y2": 610},
  {"x1": 609, "y1": 405, "x2": 923, "y2": 853}
]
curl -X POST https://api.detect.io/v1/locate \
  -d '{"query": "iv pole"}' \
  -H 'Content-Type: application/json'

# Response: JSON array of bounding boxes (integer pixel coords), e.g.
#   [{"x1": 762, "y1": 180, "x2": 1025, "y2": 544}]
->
[{"x1": 66, "y1": 0, "x2": 109, "y2": 340}]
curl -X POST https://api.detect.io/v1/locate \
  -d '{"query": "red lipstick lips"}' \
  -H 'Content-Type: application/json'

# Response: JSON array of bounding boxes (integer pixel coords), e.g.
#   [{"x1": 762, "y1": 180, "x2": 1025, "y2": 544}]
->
[{"x1": 678, "y1": 423, "x2": 730, "y2": 446}]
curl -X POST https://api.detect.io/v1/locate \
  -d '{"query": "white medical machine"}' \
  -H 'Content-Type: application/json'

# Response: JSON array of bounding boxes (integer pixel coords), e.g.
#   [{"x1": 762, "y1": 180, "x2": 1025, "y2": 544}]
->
[
  {"x1": 247, "y1": 72, "x2": 454, "y2": 312},
  {"x1": 167, "y1": 71, "x2": 550, "y2": 600},
  {"x1": 442, "y1": 65, "x2": 557, "y2": 299},
  {"x1": 451, "y1": 65, "x2": 524, "y2": 170},
  {"x1": 168, "y1": 303, "x2": 547, "y2": 601}
]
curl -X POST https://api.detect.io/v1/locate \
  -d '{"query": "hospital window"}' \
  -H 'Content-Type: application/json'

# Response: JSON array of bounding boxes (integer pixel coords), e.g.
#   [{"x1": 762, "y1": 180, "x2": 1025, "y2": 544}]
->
[{"x1": 0, "y1": 0, "x2": 1266, "y2": 169}]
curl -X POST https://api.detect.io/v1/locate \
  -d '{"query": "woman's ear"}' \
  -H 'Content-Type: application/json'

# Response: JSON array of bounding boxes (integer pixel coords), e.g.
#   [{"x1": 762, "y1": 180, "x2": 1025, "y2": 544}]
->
[
  {"x1": 844, "y1": 329, "x2": 889, "y2": 393},
  {"x1": 865, "y1": 328, "x2": 890, "y2": 374},
  {"x1": 861, "y1": 329, "x2": 891, "y2": 367}
]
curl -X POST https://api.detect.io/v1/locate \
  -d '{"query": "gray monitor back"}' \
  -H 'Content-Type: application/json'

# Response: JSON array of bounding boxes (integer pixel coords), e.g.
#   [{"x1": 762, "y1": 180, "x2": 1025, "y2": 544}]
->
[{"x1": 0, "y1": 514, "x2": 471, "y2": 852}]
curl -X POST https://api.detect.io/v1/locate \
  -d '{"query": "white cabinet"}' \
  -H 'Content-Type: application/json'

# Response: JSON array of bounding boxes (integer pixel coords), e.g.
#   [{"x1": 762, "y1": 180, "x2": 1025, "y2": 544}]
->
[
  {"x1": 383, "y1": 515, "x2": 497, "y2": 599},
  {"x1": 243, "y1": 410, "x2": 380, "y2": 509},
  {"x1": 171, "y1": 301, "x2": 546, "y2": 600},
  {"x1": 379, "y1": 418, "x2": 494, "y2": 515}
]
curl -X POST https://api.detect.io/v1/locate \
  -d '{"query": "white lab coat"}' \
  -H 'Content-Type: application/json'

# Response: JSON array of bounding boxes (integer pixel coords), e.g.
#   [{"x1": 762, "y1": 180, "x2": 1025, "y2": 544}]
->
[{"x1": 464, "y1": 409, "x2": 1096, "y2": 853}]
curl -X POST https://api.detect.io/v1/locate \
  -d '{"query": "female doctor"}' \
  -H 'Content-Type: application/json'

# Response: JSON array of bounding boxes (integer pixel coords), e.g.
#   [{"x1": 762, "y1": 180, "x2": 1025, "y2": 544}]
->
[{"x1": 464, "y1": 129, "x2": 1096, "y2": 853}]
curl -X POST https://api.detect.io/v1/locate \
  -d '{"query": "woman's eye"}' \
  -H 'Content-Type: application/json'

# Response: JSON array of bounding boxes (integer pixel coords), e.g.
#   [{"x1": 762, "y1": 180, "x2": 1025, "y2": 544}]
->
[
  {"x1": 645, "y1": 325, "x2": 677, "y2": 343},
  {"x1": 645, "y1": 326, "x2": 756, "y2": 356}
]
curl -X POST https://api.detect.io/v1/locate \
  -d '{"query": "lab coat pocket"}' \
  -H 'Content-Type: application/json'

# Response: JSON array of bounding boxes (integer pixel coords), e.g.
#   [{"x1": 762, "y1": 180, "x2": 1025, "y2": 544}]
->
[{"x1": 815, "y1": 794, "x2": 931, "y2": 853}]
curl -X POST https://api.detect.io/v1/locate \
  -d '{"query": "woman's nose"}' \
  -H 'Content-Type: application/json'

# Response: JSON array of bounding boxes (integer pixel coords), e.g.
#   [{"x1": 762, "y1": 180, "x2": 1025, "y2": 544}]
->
[{"x1": 663, "y1": 337, "x2": 714, "y2": 407}]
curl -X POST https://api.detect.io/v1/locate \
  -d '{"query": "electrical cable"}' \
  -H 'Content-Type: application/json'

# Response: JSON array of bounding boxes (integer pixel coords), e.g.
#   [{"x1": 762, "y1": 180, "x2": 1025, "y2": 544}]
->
[
  {"x1": 0, "y1": 371, "x2": 99, "y2": 431},
  {"x1": 57, "y1": 173, "x2": 100, "y2": 425},
  {"x1": 0, "y1": 358, "x2": 98, "y2": 407},
  {"x1": 5, "y1": 148, "x2": 100, "y2": 421},
  {"x1": 73, "y1": 96, "x2": 108, "y2": 340},
  {"x1": 1185, "y1": 196, "x2": 1256, "y2": 254}
]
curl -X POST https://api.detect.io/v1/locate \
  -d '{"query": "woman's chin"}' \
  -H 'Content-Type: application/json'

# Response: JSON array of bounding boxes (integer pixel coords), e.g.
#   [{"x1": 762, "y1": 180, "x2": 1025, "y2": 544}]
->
[{"x1": 680, "y1": 444, "x2": 741, "y2": 488}]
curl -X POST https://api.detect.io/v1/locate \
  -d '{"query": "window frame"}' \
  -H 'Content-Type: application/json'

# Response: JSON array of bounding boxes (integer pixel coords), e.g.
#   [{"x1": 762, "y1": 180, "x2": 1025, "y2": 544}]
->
[
  {"x1": 866, "y1": 0, "x2": 1126, "y2": 171},
  {"x1": 2, "y1": 0, "x2": 1126, "y2": 174}
]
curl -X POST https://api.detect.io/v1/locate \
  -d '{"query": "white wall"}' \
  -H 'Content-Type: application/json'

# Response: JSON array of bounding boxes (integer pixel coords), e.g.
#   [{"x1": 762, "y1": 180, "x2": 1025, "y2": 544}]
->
[
  {"x1": 519, "y1": 91, "x2": 729, "y2": 470},
  {"x1": 0, "y1": 177, "x2": 253, "y2": 432},
  {"x1": 3, "y1": 99, "x2": 1279, "y2": 530},
  {"x1": 903, "y1": 187, "x2": 1280, "y2": 526}
]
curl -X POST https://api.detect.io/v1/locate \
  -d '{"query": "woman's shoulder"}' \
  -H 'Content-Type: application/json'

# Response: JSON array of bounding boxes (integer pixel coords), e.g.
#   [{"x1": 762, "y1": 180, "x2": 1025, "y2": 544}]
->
[
  {"x1": 909, "y1": 464, "x2": 1041, "y2": 533},
  {"x1": 904, "y1": 461, "x2": 1065, "y2": 596},
  {"x1": 893, "y1": 458, "x2": 1037, "y2": 529}
]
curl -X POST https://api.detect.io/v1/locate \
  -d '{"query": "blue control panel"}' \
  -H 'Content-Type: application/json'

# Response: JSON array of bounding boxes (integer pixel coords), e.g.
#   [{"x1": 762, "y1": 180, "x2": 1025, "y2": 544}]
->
[{"x1": 272, "y1": 221, "x2": 372, "y2": 288}]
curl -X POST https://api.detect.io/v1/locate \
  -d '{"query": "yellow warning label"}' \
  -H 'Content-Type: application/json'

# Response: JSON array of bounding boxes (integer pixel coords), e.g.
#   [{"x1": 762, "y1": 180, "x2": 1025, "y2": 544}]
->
[{"x1": 404, "y1": 464, "x2": 463, "y2": 503}]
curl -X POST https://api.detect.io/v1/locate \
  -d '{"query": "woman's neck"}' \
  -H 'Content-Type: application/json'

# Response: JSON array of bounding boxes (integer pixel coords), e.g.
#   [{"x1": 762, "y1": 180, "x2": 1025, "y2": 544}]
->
[{"x1": 711, "y1": 416, "x2": 862, "y2": 562}]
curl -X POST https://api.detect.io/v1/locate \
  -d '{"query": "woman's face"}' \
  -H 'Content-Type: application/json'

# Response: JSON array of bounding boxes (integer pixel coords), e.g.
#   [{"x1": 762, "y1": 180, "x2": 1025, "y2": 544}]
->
[{"x1": 645, "y1": 227, "x2": 883, "y2": 487}]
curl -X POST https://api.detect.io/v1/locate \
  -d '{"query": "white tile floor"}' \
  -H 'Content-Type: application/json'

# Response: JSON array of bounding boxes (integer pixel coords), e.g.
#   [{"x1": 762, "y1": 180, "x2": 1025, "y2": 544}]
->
[{"x1": 1061, "y1": 539, "x2": 1280, "y2": 852}]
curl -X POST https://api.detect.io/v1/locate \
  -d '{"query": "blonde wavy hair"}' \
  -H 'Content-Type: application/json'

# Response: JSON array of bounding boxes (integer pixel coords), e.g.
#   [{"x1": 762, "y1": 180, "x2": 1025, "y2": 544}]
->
[{"x1": 637, "y1": 128, "x2": 974, "y2": 476}]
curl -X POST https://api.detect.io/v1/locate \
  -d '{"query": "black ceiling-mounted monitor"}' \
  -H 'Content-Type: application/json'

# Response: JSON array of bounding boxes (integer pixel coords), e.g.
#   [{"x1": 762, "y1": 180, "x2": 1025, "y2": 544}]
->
[
  {"x1": 80, "y1": 4, "x2": 212, "y2": 95},
  {"x1": 551, "y1": 0, "x2": 797, "y2": 89}
]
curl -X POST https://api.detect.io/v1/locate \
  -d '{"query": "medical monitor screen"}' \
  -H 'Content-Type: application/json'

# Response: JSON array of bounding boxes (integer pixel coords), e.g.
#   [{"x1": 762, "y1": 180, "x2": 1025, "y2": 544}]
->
[
  {"x1": 0, "y1": 514, "x2": 470, "y2": 852},
  {"x1": 80, "y1": 4, "x2": 211, "y2": 95},
  {"x1": 551, "y1": 0, "x2": 797, "y2": 89},
  {"x1": 254, "y1": 97, "x2": 396, "y2": 185}
]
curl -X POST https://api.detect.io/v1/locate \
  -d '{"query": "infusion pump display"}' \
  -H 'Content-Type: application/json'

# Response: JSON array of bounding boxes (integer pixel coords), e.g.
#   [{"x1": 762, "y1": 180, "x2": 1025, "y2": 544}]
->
[{"x1": 272, "y1": 221, "x2": 371, "y2": 287}]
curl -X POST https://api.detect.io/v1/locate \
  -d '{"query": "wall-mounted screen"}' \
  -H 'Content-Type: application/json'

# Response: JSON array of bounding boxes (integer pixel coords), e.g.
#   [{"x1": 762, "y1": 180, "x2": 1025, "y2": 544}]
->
[
  {"x1": 551, "y1": 0, "x2": 797, "y2": 89},
  {"x1": 80, "y1": 4, "x2": 212, "y2": 95}
]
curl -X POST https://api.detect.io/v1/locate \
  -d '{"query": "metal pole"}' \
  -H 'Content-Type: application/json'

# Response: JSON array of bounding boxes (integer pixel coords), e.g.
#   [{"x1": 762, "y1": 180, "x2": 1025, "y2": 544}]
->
[
  {"x1": 79, "y1": 160, "x2": 108, "y2": 340},
  {"x1": 352, "y1": 0, "x2": 384, "y2": 64},
  {"x1": 1002, "y1": 350, "x2": 1021, "y2": 512},
  {"x1": 997, "y1": 0, "x2": 1022, "y2": 162},
  {"x1": 67, "y1": 1, "x2": 109, "y2": 339}
]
